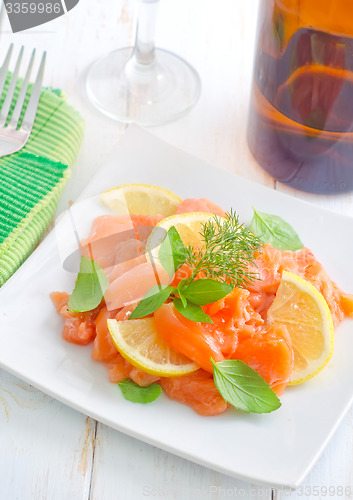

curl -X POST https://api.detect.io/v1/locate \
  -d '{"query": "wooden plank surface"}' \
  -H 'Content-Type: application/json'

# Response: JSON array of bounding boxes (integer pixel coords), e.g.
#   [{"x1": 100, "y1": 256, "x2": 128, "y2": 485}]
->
[
  {"x1": 0, "y1": 370, "x2": 95, "y2": 499},
  {"x1": 0, "y1": 0, "x2": 352, "y2": 498},
  {"x1": 90, "y1": 424, "x2": 271, "y2": 500}
]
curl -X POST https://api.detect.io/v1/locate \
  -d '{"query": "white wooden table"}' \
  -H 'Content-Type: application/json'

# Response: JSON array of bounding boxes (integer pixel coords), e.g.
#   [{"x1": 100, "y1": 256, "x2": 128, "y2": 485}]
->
[{"x1": 1, "y1": 1, "x2": 353, "y2": 498}]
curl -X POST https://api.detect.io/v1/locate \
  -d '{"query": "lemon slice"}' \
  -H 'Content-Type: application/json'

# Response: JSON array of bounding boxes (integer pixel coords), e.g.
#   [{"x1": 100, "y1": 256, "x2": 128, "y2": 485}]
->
[
  {"x1": 267, "y1": 271, "x2": 334, "y2": 385},
  {"x1": 100, "y1": 183, "x2": 182, "y2": 217},
  {"x1": 107, "y1": 318, "x2": 199, "y2": 376},
  {"x1": 146, "y1": 212, "x2": 218, "y2": 266}
]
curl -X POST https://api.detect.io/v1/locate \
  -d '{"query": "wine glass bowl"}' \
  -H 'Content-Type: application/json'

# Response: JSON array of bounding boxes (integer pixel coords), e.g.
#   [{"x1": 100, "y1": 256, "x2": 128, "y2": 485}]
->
[{"x1": 85, "y1": 1, "x2": 201, "y2": 126}]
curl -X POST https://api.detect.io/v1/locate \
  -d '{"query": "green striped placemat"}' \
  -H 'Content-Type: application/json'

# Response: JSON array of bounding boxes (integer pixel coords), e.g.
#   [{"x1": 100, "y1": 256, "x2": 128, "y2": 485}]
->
[{"x1": 0, "y1": 85, "x2": 85, "y2": 286}]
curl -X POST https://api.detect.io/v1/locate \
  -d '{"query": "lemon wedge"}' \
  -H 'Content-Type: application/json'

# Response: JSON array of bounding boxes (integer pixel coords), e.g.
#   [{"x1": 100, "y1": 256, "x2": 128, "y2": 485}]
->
[
  {"x1": 267, "y1": 271, "x2": 334, "y2": 385},
  {"x1": 146, "y1": 212, "x2": 218, "y2": 266},
  {"x1": 100, "y1": 183, "x2": 181, "y2": 217},
  {"x1": 107, "y1": 318, "x2": 199, "y2": 377}
]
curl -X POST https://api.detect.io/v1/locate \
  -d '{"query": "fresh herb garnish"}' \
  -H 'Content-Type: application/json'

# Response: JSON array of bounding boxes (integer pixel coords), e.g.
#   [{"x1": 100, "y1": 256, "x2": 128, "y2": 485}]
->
[
  {"x1": 173, "y1": 297, "x2": 213, "y2": 323},
  {"x1": 129, "y1": 211, "x2": 261, "y2": 323},
  {"x1": 180, "y1": 279, "x2": 233, "y2": 306},
  {"x1": 118, "y1": 379, "x2": 162, "y2": 404},
  {"x1": 211, "y1": 359, "x2": 281, "y2": 413},
  {"x1": 249, "y1": 208, "x2": 303, "y2": 251},
  {"x1": 68, "y1": 256, "x2": 109, "y2": 312},
  {"x1": 184, "y1": 210, "x2": 261, "y2": 286},
  {"x1": 158, "y1": 225, "x2": 187, "y2": 276},
  {"x1": 177, "y1": 285, "x2": 188, "y2": 308},
  {"x1": 129, "y1": 286, "x2": 174, "y2": 320}
]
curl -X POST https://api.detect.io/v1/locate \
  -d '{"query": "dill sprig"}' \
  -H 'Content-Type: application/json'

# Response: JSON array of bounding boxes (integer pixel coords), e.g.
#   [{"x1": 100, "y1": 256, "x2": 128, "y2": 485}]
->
[
  {"x1": 184, "y1": 209, "x2": 262, "y2": 287},
  {"x1": 129, "y1": 209, "x2": 262, "y2": 323}
]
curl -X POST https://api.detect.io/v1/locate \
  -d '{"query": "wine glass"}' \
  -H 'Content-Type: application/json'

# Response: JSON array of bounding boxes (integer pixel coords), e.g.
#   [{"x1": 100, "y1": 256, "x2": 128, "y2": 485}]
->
[{"x1": 85, "y1": 0, "x2": 201, "y2": 126}]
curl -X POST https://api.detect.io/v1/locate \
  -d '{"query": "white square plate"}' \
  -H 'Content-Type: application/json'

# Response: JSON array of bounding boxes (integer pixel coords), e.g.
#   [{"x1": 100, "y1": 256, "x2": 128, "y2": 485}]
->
[{"x1": 1, "y1": 127, "x2": 353, "y2": 488}]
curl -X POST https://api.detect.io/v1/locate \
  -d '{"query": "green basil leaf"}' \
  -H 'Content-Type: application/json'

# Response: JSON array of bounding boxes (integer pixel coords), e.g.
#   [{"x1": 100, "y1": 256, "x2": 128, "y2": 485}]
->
[
  {"x1": 181, "y1": 279, "x2": 233, "y2": 306},
  {"x1": 178, "y1": 289, "x2": 187, "y2": 308},
  {"x1": 158, "y1": 226, "x2": 187, "y2": 276},
  {"x1": 212, "y1": 359, "x2": 281, "y2": 414},
  {"x1": 118, "y1": 379, "x2": 162, "y2": 403},
  {"x1": 249, "y1": 208, "x2": 303, "y2": 251},
  {"x1": 173, "y1": 297, "x2": 213, "y2": 324},
  {"x1": 129, "y1": 285, "x2": 174, "y2": 319},
  {"x1": 68, "y1": 256, "x2": 109, "y2": 312}
]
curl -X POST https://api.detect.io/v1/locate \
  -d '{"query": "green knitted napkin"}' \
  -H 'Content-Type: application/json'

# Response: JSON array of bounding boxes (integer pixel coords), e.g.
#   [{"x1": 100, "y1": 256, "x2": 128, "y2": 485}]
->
[{"x1": 0, "y1": 86, "x2": 85, "y2": 286}]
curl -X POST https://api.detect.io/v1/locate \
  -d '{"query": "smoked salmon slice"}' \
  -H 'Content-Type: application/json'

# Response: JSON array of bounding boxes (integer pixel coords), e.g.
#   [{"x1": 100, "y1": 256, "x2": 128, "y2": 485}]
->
[
  {"x1": 161, "y1": 370, "x2": 230, "y2": 416},
  {"x1": 154, "y1": 303, "x2": 224, "y2": 372},
  {"x1": 176, "y1": 198, "x2": 226, "y2": 217},
  {"x1": 51, "y1": 291, "x2": 101, "y2": 345}
]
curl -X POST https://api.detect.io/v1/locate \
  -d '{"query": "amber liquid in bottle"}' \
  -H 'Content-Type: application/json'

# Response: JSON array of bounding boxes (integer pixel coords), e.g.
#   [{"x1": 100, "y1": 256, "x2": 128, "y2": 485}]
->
[{"x1": 248, "y1": 0, "x2": 353, "y2": 193}]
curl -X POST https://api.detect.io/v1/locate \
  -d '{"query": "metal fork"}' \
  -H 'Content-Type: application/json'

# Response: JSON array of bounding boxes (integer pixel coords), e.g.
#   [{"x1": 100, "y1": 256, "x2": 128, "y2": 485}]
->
[{"x1": 0, "y1": 44, "x2": 46, "y2": 158}]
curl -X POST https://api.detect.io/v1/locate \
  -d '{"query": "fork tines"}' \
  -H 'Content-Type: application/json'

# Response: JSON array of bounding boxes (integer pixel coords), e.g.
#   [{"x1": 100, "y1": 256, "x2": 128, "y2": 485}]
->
[{"x1": 0, "y1": 44, "x2": 46, "y2": 130}]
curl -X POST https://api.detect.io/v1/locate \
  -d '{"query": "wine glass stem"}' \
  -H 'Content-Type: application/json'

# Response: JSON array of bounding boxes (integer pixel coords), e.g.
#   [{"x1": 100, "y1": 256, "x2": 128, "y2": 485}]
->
[{"x1": 133, "y1": 0, "x2": 159, "y2": 66}]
